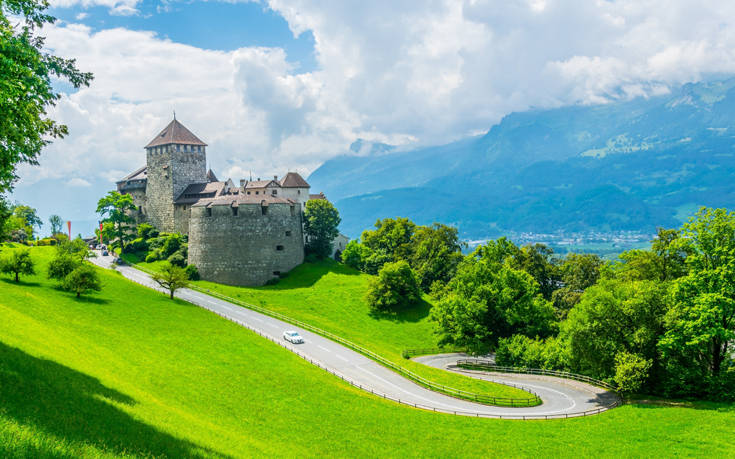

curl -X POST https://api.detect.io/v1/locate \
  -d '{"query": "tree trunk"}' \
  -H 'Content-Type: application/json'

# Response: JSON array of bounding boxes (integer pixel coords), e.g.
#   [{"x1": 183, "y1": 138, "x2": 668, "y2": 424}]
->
[
  {"x1": 14, "y1": 272, "x2": 19, "y2": 282},
  {"x1": 170, "y1": 289, "x2": 174, "y2": 299},
  {"x1": 712, "y1": 338, "x2": 722, "y2": 375},
  {"x1": 76, "y1": 291, "x2": 80, "y2": 298}
]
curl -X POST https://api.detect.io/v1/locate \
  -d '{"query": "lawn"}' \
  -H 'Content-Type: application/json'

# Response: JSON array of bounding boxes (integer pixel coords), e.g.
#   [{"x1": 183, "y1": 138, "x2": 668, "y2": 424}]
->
[
  {"x1": 127, "y1": 254, "x2": 533, "y2": 400},
  {"x1": 2, "y1": 245, "x2": 733, "y2": 457}
]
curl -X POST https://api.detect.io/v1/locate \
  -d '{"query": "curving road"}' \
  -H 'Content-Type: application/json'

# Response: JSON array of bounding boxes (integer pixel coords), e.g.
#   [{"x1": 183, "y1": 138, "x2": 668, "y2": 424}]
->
[{"x1": 91, "y1": 253, "x2": 619, "y2": 418}]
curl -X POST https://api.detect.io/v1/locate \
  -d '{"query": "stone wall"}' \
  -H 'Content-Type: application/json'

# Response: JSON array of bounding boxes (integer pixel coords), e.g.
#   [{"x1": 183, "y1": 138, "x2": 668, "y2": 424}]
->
[
  {"x1": 173, "y1": 204, "x2": 191, "y2": 235},
  {"x1": 188, "y1": 202, "x2": 304, "y2": 286},
  {"x1": 145, "y1": 146, "x2": 206, "y2": 233}
]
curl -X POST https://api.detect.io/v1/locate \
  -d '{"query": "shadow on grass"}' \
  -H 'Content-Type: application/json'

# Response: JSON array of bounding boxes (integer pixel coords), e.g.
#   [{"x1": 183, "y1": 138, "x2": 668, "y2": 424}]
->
[
  {"x1": 368, "y1": 298, "x2": 432, "y2": 323},
  {"x1": 0, "y1": 341, "x2": 227, "y2": 458},
  {"x1": 0, "y1": 277, "x2": 41, "y2": 288},
  {"x1": 256, "y1": 259, "x2": 361, "y2": 290},
  {"x1": 627, "y1": 398, "x2": 735, "y2": 411}
]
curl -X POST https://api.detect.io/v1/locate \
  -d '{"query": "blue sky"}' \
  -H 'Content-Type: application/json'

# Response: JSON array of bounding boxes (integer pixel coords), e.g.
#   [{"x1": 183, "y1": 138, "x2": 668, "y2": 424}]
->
[
  {"x1": 50, "y1": 1, "x2": 318, "y2": 71},
  {"x1": 9, "y1": 0, "x2": 735, "y2": 237}
]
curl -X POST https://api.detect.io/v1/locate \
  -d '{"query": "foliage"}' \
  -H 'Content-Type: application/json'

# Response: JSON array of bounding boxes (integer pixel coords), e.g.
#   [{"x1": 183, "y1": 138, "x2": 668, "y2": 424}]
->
[
  {"x1": 56, "y1": 237, "x2": 89, "y2": 260},
  {"x1": 407, "y1": 223, "x2": 465, "y2": 291},
  {"x1": 151, "y1": 262, "x2": 189, "y2": 299},
  {"x1": 615, "y1": 228, "x2": 688, "y2": 282},
  {"x1": 137, "y1": 223, "x2": 159, "y2": 240},
  {"x1": 552, "y1": 253, "x2": 604, "y2": 319},
  {"x1": 61, "y1": 263, "x2": 101, "y2": 298},
  {"x1": 11, "y1": 205, "x2": 42, "y2": 237},
  {"x1": 430, "y1": 248, "x2": 556, "y2": 354},
  {"x1": 3, "y1": 247, "x2": 732, "y2": 457},
  {"x1": 167, "y1": 251, "x2": 186, "y2": 268},
  {"x1": 0, "y1": 196, "x2": 11, "y2": 241},
  {"x1": 96, "y1": 191, "x2": 136, "y2": 250},
  {"x1": 47, "y1": 253, "x2": 79, "y2": 280},
  {"x1": 0, "y1": 248, "x2": 34, "y2": 281},
  {"x1": 614, "y1": 352, "x2": 652, "y2": 395},
  {"x1": 658, "y1": 207, "x2": 735, "y2": 398},
  {"x1": 0, "y1": 0, "x2": 92, "y2": 192},
  {"x1": 341, "y1": 239, "x2": 368, "y2": 270},
  {"x1": 185, "y1": 264, "x2": 199, "y2": 281},
  {"x1": 125, "y1": 237, "x2": 148, "y2": 253},
  {"x1": 303, "y1": 199, "x2": 341, "y2": 258},
  {"x1": 511, "y1": 243, "x2": 559, "y2": 301},
  {"x1": 48, "y1": 214, "x2": 63, "y2": 236},
  {"x1": 359, "y1": 217, "x2": 416, "y2": 273},
  {"x1": 366, "y1": 260, "x2": 421, "y2": 314},
  {"x1": 562, "y1": 279, "x2": 668, "y2": 384},
  {"x1": 495, "y1": 335, "x2": 569, "y2": 370}
]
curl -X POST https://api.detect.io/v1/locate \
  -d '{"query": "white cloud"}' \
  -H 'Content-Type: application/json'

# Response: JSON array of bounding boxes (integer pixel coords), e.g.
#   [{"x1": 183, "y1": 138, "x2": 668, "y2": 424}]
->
[
  {"x1": 68, "y1": 178, "x2": 92, "y2": 187},
  {"x1": 17, "y1": 0, "x2": 735, "y2": 196},
  {"x1": 49, "y1": 0, "x2": 141, "y2": 15}
]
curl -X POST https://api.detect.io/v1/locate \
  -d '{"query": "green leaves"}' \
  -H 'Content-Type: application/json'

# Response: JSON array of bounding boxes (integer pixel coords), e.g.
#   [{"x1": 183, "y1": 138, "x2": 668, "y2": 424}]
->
[
  {"x1": 303, "y1": 199, "x2": 341, "y2": 258},
  {"x1": 0, "y1": 0, "x2": 92, "y2": 191}
]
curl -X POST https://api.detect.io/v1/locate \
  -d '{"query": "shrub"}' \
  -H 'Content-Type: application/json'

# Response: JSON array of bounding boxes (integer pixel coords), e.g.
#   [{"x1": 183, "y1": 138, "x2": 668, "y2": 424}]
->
[
  {"x1": 366, "y1": 260, "x2": 421, "y2": 313},
  {"x1": 125, "y1": 237, "x2": 148, "y2": 253},
  {"x1": 48, "y1": 254, "x2": 80, "y2": 280},
  {"x1": 614, "y1": 352, "x2": 652, "y2": 394},
  {"x1": 161, "y1": 234, "x2": 183, "y2": 259},
  {"x1": 185, "y1": 264, "x2": 200, "y2": 280},
  {"x1": 145, "y1": 249, "x2": 161, "y2": 263},
  {"x1": 62, "y1": 264, "x2": 101, "y2": 298},
  {"x1": 167, "y1": 252, "x2": 186, "y2": 268},
  {"x1": 0, "y1": 249, "x2": 35, "y2": 282},
  {"x1": 137, "y1": 223, "x2": 159, "y2": 240}
]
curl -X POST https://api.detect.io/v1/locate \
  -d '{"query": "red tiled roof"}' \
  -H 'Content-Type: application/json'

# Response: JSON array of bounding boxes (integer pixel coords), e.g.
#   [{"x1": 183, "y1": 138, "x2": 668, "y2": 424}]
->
[{"x1": 145, "y1": 119, "x2": 207, "y2": 148}]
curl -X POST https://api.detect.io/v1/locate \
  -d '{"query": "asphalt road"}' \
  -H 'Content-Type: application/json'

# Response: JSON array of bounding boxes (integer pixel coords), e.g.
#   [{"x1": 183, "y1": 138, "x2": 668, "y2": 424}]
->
[{"x1": 91, "y1": 253, "x2": 618, "y2": 418}]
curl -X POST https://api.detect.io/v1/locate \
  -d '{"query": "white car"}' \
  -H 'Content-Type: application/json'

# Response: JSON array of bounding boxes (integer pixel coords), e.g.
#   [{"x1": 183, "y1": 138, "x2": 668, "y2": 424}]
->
[{"x1": 283, "y1": 330, "x2": 304, "y2": 344}]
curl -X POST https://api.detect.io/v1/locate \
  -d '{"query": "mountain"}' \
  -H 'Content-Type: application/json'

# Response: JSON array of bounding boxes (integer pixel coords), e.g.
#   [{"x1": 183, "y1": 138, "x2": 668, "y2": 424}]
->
[{"x1": 309, "y1": 78, "x2": 735, "y2": 239}]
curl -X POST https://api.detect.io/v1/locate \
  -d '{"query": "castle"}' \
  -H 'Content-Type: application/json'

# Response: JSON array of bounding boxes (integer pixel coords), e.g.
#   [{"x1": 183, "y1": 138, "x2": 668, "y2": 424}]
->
[{"x1": 116, "y1": 117, "x2": 343, "y2": 286}]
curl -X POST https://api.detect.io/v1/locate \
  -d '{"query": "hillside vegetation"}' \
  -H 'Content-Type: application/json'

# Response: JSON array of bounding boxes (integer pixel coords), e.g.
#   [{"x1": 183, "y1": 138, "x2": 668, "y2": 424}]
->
[{"x1": 2, "y1": 245, "x2": 734, "y2": 457}]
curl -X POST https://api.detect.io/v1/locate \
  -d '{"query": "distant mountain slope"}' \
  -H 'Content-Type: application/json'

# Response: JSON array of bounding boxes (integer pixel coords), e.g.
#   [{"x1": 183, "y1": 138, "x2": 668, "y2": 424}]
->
[{"x1": 309, "y1": 78, "x2": 735, "y2": 238}]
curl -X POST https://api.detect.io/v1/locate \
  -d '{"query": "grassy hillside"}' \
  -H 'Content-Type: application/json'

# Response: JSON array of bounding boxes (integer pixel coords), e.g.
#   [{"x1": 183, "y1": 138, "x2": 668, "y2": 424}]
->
[
  {"x1": 129, "y1": 255, "x2": 531, "y2": 398},
  {"x1": 2, "y1": 246, "x2": 734, "y2": 457}
]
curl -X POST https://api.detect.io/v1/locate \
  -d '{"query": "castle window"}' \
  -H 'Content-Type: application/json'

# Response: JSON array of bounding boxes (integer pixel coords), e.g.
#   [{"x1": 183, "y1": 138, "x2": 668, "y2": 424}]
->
[
  {"x1": 290, "y1": 205, "x2": 295, "y2": 216},
  {"x1": 206, "y1": 207, "x2": 212, "y2": 217},
  {"x1": 272, "y1": 190, "x2": 277, "y2": 196},
  {"x1": 232, "y1": 206, "x2": 238, "y2": 216},
  {"x1": 276, "y1": 245, "x2": 284, "y2": 251},
  {"x1": 297, "y1": 190, "x2": 301, "y2": 195},
  {"x1": 273, "y1": 271, "x2": 281, "y2": 276},
  {"x1": 247, "y1": 191, "x2": 251, "y2": 195},
  {"x1": 285, "y1": 230, "x2": 292, "y2": 237},
  {"x1": 261, "y1": 206, "x2": 268, "y2": 216},
  {"x1": 255, "y1": 191, "x2": 259, "y2": 195}
]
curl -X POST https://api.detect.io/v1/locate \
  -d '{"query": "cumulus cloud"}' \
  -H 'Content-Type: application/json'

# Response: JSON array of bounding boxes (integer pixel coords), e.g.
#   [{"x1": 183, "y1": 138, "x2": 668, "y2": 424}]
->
[
  {"x1": 17, "y1": 0, "x2": 735, "y2": 195},
  {"x1": 67, "y1": 178, "x2": 92, "y2": 187},
  {"x1": 49, "y1": 0, "x2": 141, "y2": 15}
]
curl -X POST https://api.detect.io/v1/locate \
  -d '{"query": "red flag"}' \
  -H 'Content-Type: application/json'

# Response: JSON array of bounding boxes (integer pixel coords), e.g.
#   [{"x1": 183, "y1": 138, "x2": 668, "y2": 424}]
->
[
  {"x1": 99, "y1": 222, "x2": 103, "y2": 244},
  {"x1": 67, "y1": 221, "x2": 71, "y2": 240}
]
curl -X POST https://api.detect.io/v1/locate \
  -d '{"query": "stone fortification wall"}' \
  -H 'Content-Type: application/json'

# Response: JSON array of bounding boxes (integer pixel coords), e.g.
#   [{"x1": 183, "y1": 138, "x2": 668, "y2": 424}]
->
[
  {"x1": 173, "y1": 204, "x2": 191, "y2": 235},
  {"x1": 145, "y1": 147, "x2": 206, "y2": 233},
  {"x1": 188, "y1": 202, "x2": 304, "y2": 286}
]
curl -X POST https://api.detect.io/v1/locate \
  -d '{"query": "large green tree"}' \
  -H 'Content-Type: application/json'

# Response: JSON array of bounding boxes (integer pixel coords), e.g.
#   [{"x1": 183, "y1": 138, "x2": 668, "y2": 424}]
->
[
  {"x1": 96, "y1": 191, "x2": 136, "y2": 250},
  {"x1": 151, "y1": 262, "x2": 190, "y2": 299},
  {"x1": 0, "y1": 248, "x2": 35, "y2": 282},
  {"x1": 0, "y1": 0, "x2": 92, "y2": 192},
  {"x1": 407, "y1": 223, "x2": 465, "y2": 291},
  {"x1": 303, "y1": 199, "x2": 341, "y2": 258},
  {"x1": 430, "y1": 249, "x2": 556, "y2": 354},
  {"x1": 61, "y1": 263, "x2": 101, "y2": 298},
  {"x1": 360, "y1": 217, "x2": 416, "y2": 273},
  {"x1": 659, "y1": 208, "x2": 735, "y2": 396},
  {"x1": 11, "y1": 204, "x2": 41, "y2": 238},
  {"x1": 366, "y1": 260, "x2": 421, "y2": 314}
]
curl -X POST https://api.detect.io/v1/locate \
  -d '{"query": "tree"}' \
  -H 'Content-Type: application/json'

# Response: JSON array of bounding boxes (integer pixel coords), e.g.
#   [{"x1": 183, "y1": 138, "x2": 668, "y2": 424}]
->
[
  {"x1": 562, "y1": 279, "x2": 669, "y2": 384},
  {"x1": 360, "y1": 217, "x2": 416, "y2": 273},
  {"x1": 513, "y1": 243, "x2": 559, "y2": 301},
  {"x1": 61, "y1": 264, "x2": 101, "y2": 298},
  {"x1": 303, "y1": 199, "x2": 341, "y2": 258},
  {"x1": 0, "y1": 196, "x2": 11, "y2": 241},
  {"x1": 614, "y1": 352, "x2": 652, "y2": 395},
  {"x1": 407, "y1": 223, "x2": 465, "y2": 291},
  {"x1": 366, "y1": 260, "x2": 421, "y2": 313},
  {"x1": 151, "y1": 262, "x2": 189, "y2": 299},
  {"x1": 659, "y1": 208, "x2": 735, "y2": 396},
  {"x1": 96, "y1": 191, "x2": 136, "y2": 250},
  {"x1": 341, "y1": 240, "x2": 370, "y2": 271},
  {"x1": 430, "y1": 251, "x2": 556, "y2": 354},
  {"x1": 616, "y1": 228, "x2": 687, "y2": 282},
  {"x1": 11, "y1": 204, "x2": 41, "y2": 238},
  {"x1": 0, "y1": 0, "x2": 93, "y2": 192},
  {"x1": 47, "y1": 253, "x2": 79, "y2": 280},
  {"x1": 552, "y1": 253, "x2": 604, "y2": 319},
  {"x1": 48, "y1": 214, "x2": 63, "y2": 236},
  {"x1": 0, "y1": 249, "x2": 35, "y2": 282}
]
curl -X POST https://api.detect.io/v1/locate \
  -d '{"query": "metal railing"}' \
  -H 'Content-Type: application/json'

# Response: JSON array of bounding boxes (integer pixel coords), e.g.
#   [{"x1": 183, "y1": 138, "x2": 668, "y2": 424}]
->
[
  {"x1": 126, "y1": 262, "x2": 542, "y2": 407},
  {"x1": 402, "y1": 347, "x2": 466, "y2": 359},
  {"x1": 456, "y1": 359, "x2": 618, "y2": 391}
]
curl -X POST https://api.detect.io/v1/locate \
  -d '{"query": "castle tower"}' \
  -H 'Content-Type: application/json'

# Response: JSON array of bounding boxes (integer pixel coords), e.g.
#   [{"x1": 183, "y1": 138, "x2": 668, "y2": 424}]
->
[{"x1": 144, "y1": 117, "x2": 208, "y2": 232}]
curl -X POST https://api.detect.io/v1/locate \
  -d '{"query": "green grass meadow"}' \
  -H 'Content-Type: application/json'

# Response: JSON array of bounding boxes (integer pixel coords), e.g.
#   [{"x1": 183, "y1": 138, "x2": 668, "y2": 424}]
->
[{"x1": 1, "y1": 246, "x2": 733, "y2": 457}]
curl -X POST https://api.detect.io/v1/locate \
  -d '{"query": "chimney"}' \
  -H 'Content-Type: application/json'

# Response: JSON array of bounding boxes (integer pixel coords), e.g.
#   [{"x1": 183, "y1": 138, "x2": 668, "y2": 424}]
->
[{"x1": 274, "y1": 175, "x2": 278, "y2": 180}]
